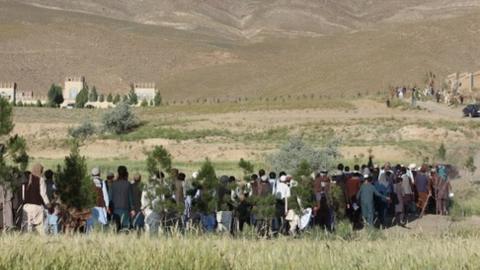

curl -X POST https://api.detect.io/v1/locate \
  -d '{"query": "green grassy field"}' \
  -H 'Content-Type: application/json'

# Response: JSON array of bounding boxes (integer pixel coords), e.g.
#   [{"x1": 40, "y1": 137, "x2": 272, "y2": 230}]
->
[{"x1": 0, "y1": 230, "x2": 479, "y2": 270}]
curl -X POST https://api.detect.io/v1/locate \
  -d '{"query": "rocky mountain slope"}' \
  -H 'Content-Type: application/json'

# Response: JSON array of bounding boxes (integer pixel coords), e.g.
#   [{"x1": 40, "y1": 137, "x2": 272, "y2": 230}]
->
[{"x1": 1, "y1": 0, "x2": 480, "y2": 100}]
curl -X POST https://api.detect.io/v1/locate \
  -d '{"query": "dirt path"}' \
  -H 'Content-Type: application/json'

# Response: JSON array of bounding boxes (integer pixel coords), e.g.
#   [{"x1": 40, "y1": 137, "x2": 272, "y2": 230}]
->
[{"x1": 417, "y1": 101, "x2": 463, "y2": 119}]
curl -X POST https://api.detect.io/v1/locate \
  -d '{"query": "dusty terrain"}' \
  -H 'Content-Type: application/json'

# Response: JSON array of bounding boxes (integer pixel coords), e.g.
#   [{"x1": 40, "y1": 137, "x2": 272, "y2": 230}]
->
[
  {"x1": 1, "y1": 1, "x2": 480, "y2": 100},
  {"x1": 11, "y1": 98, "x2": 479, "y2": 171}
]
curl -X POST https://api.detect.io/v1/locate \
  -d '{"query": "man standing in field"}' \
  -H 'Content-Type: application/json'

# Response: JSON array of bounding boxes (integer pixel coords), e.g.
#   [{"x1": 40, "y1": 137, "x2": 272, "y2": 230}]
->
[
  {"x1": 356, "y1": 174, "x2": 389, "y2": 226},
  {"x1": 414, "y1": 165, "x2": 430, "y2": 213},
  {"x1": 22, "y1": 163, "x2": 49, "y2": 234},
  {"x1": 130, "y1": 173, "x2": 144, "y2": 230},
  {"x1": 87, "y1": 168, "x2": 109, "y2": 231},
  {"x1": 110, "y1": 166, "x2": 134, "y2": 232}
]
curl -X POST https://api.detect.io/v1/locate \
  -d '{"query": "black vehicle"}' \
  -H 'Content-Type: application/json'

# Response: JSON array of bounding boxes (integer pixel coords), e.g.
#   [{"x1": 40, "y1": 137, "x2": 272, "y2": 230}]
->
[{"x1": 463, "y1": 104, "x2": 480, "y2": 117}]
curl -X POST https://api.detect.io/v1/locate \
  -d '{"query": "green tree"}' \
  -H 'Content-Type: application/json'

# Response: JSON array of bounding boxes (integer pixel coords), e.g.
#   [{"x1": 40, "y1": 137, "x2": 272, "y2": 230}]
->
[
  {"x1": 122, "y1": 95, "x2": 128, "y2": 103},
  {"x1": 47, "y1": 84, "x2": 64, "y2": 107},
  {"x1": 89, "y1": 86, "x2": 98, "y2": 102},
  {"x1": 154, "y1": 91, "x2": 162, "y2": 107},
  {"x1": 238, "y1": 158, "x2": 254, "y2": 180},
  {"x1": 128, "y1": 87, "x2": 138, "y2": 105},
  {"x1": 146, "y1": 146, "x2": 172, "y2": 177},
  {"x1": 36, "y1": 100, "x2": 43, "y2": 107},
  {"x1": 194, "y1": 159, "x2": 219, "y2": 213},
  {"x1": 0, "y1": 97, "x2": 29, "y2": 186},
  {"x1": 75, "y1": 87, "x2": 89, "y2": 108},
  {"x1": 140, "y1": 99, "x2": 148, "y2": 107},
  {"x1": 144, "y1": 146, "x2": 181, "y2": 214},
  {"x1": 55, "y1": 141, "x2": 95, "y2": 209},
  {"x1": 0, "y1": 97, "x2": 14, "y2": 135},
  {"x1": 98, "y1": 94, "x2": 105, "y2": 102},
  {"x1": 102, "y1": 102, "x2": 139, "y2": 134},
  {"x1": 107, "y1": 93, "x2": 113, "y2": 103},
  {"x1": 113, "y1": 94, "x2": 121, "y2": 104},
  {"x1": 288, "y1": 160, "x2": 315, "y2": 214}
]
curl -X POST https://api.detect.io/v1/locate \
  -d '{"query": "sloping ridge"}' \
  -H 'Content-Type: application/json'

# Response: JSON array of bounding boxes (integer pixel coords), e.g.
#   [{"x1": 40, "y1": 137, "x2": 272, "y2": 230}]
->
[{"x1": 11, "y1": 0, "x2": 480, "y2": 38}]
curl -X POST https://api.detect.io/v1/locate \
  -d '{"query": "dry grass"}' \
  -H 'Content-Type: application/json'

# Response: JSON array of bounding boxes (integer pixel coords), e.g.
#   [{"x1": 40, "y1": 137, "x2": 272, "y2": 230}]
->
[{"x1": 0, "y1": 231, "x2": 479, "y2": 269}]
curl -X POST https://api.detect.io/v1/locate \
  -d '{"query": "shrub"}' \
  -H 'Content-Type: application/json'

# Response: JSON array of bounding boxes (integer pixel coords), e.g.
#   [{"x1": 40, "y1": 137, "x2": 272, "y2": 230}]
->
[
  {"x1": 154, "y1": 91, "x2": 162, "y2": 106},
  {"x1": 128, "y1": 87, "x2": 138, "y2": 105},
  {"x1": 268, "y1": 136, "x2": 341, "y2": 173},
  {"x1": 68, "y1": 121, "x2": 96, "y2": 140},
  {"x1": 141, "y1": 99, "x2": 148, "y2": 107},
  {"x1": 47, "y1": 84, "x2": 64, "y2": 107},
  {"x1": 89, "y1": 86, "x2": 98, "y2": 102},
  {"x1": 193, "y1": 159, "x2": 219, "y2": 213},
  {"x1": 146, "y1": 145, "x2": 172, "y2": 177},
  {"x1": 238, "y1": 158, "x2": 254, "y2": 180},
  {"x1": 75, "y1": 87, "x2": 89, "y2": 108},
  {"x1": 0, "y1": 97, "x2": 29, "y2": 185},
  {"x1": 113, "y1": 94, "x2": 120, "y2": 104},
  {"x1": 55, "y1": 141, "x2": 95, "y2": 209},
  {"x1": 102, "y1": 102, "x2": 139, "y2": 134}
]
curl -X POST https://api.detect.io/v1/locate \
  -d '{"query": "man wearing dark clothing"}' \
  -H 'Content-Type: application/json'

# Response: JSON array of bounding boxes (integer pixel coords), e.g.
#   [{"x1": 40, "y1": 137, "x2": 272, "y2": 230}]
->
[
  {"x1": 130, "y1": 173, "x2": 144, "y2": 230},
  {"x1": 44, "y1": 170, "x2": 56, "y2": 203},
  {"x1": 110, "y1": 166, "x2": 133, "y2": 232}
]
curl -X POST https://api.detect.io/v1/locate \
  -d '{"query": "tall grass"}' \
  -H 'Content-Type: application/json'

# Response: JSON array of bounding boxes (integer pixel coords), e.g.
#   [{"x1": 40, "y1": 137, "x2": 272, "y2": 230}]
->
[{"x1": 0, "y1": 232, "x2": 479, "y2": 269}]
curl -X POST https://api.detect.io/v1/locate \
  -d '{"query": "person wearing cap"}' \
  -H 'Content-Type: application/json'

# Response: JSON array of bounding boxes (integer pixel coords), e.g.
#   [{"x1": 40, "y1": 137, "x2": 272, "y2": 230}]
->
[
  {"x1": 131, "y1": 173, "x2": 144, "y2": 230},
  {"x1": 86, "y1": 167, "x2": 110, "y2": 232},
  {"x1": 356, "y1": 174, "x2": 389, "y2": 226},
  {"x1": 110, "y1": 166, "x2": 134, "y2": 232},
  {"x1": 22, "y1": 163, "x2": 50, "y2": 234}
]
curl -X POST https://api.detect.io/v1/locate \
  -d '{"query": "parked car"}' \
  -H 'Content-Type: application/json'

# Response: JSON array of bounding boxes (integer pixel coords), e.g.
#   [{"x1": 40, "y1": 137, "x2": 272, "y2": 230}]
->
[{"x1": 463, "y1": 104, "x2": 480, "y2": 117}]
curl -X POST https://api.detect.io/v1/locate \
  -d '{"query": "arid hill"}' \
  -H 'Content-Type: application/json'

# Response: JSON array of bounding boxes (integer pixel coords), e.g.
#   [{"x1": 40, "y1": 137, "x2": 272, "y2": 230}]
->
[{"x1": 1, "y1": 0, "x2": 480, "y2": 99}]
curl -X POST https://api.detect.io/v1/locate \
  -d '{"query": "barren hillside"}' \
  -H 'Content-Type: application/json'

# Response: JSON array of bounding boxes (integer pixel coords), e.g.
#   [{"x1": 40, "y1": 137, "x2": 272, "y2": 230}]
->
[{"x1": 1, "y1": 0, "x2": 480, "y2": 99}]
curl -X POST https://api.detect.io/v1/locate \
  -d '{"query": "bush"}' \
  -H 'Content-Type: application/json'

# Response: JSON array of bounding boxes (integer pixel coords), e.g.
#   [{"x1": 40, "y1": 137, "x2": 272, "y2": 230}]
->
[
  {"x1": 193, "y1": 159, "x2": 219, "y2": 213},
  {"x1": 268, "y1": 136, "x2": 341, "y2": 173},
  {"x1": 102, "y1": 102, "x2": 139, "y2": 134},
  {"x1": 75, "y1": 87, "x2": 89, "y2": 108},
  {"x1": 55, "y1": 141, "x2": 95, "y2": 209},
  {"x1": 68, "y1": 121, "x2": 96, "y2": 139},
  {"x1": 47, "y1": 84, "x2": 63, "y2": 107},
  {"x1": 146, "y1": 145, "x2": 172, "y2": 177}
]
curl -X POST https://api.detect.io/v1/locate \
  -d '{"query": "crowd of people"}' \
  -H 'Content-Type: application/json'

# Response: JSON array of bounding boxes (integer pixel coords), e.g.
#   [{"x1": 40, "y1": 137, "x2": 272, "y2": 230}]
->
[
  {"x1": 387, "y1": 85, "x2": 465, "y2": 107},
  {"x1": 0, "y1": 160, "x2": 453, "y2": 236}
]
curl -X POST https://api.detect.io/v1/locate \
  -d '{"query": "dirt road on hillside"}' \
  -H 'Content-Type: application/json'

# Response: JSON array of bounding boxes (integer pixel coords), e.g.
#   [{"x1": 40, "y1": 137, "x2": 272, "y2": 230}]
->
[{"x1": 417, "y1": 101, "x2": 463, "y2": 119}]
